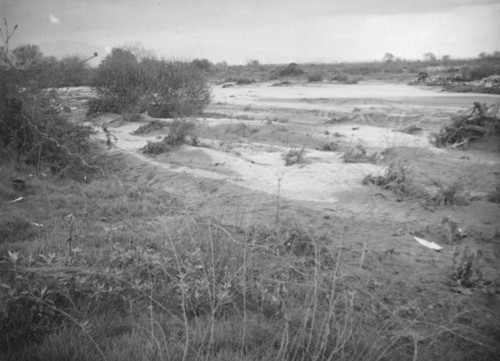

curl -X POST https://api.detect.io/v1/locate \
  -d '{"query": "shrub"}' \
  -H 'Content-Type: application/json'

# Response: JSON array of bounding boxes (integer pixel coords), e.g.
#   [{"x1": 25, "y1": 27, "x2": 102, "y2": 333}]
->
[
  {"x1": 469, "y1": 63, "x2": 500, "y2": 81},
  {"x1": 307, "y1": 73, "x2": 322, "y2": 82},
  {"x1": 0, "y1": 30, "x2": 97, "y2": 177},
  {"x1": 283, "y1": 147, "x2": 305, "y2": 166},
  {"x1": 343, "y1": 144, "x2": 376, "y2": 163},
  {"x1": 278, "y1": 63, "x2": 304, "y2": 77},
  {"x1": 331, "y1": 73, "x2": 349, "y2": 82},
  {"x1": 91, "y1": 48, "x2": 142, "y2": 113},
  {"x1": 224, "y1": 77, "x2": 255, "y2": 85},
  {"x1": 90, "y1": 49, "x2": 211, "y2": 117},
  {"x1": 131, "y1": 120, "x2": 168, "y2": 135},
  {"x1": 362, "y1": 161, "x2": 416, "y2": 197},
  {"x1": 142, "y1": 119, "x2": 198, "y2": 154},
  {"x1": 319, "y1": 142, "x2": 339, "y2": 151}
]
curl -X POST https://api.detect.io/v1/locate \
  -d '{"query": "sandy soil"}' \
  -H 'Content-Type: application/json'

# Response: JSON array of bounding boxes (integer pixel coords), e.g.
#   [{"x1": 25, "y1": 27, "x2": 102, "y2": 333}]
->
[{"x1": 79, "y1": 82, "x2": 500, "y2": 286}]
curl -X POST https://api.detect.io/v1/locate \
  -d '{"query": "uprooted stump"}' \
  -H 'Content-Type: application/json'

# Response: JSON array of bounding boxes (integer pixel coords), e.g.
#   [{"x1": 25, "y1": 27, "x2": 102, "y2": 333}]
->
[{"x1": 434, "y1": 102, "x2": 500, "y2": 149}]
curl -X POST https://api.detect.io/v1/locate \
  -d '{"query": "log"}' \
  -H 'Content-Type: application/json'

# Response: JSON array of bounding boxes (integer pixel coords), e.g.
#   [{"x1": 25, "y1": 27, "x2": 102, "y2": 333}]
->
[{"x1": 463, "y1": 124, "x2": 489, "y2": 134}]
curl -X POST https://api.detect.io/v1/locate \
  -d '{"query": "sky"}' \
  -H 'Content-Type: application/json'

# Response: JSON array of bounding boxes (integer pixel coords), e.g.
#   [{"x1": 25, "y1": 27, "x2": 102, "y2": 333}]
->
[{"x1": 1, "y1": 0, "x2": 500, "y2": 65}]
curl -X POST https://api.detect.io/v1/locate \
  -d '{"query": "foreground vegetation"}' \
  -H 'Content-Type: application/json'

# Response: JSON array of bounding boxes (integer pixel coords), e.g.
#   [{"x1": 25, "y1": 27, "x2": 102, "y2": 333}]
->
[{"x1": 1, "y1": 160, "x2": 499, "y2": 361}]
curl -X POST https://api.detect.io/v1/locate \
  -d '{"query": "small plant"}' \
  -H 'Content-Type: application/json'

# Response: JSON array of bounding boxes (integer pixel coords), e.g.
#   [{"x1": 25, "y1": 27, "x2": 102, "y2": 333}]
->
[
  {"x1": 319, "y1": 142, "x2": 339, "y2": 151},
  {"x1": 331, "y1": 73, "x2": 349, "y2": 82},
  {"x1": 283, "y1": 147, "x2": 305, "y2": 166},
  {"x1": 363, "y1": 161, "x2": 415, "y2": 197},
  {"x1": 131, "y1": 120, "x2": 168, "y2": 135},
  {"x1": 141, "y1": 119, "x2": 198, "y2": 154},
  {"x1": 343, "y1": 144, "x2": 376, "y2": 163},
  {"x1": 450, "y1": 247, "x2": 484, "y2": 287}
]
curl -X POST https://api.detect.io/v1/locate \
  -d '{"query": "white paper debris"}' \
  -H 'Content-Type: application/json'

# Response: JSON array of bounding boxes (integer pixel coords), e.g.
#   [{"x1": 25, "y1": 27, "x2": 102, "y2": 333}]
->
[
  {"x1": 414, "y1": 236, "x2": 443, "y2": 251},
  {"x1": 30, "y1": 222, "x2": 44, "y2": 228},
  {"x1": 8, "y1": 197, "x2": 24, "y2": 203}
]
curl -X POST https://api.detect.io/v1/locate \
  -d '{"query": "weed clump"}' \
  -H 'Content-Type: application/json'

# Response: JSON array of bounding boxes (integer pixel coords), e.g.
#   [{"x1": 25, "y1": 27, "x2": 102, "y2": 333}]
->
[
  {"x1": 319, "y1": 142, "x2": 339, "y2": 151},
  {"x1": 343, "y1": 144, "x2": 376, "y2": 163},
  {"x1": 363, "y1": 162, "x2": 416, "y2": 197},
  {"x1": 142, "y1": 119, "x2": 198, "y2": 154},
  {"x1": 283, "y1": 147, "x2": 305, "y2": 166},
  {"x1": 450, "y1": 247, "x2": 485, "y2": 288},
  {"x1": 131, "y1": 120, "x2": 168, "y2": 135}
]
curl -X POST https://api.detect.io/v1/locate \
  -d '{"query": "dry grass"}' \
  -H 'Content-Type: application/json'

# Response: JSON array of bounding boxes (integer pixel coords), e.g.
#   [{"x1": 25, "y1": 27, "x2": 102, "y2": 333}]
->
[{"x1": 0, "y1": 162, "x2": 499, "y2": 361}]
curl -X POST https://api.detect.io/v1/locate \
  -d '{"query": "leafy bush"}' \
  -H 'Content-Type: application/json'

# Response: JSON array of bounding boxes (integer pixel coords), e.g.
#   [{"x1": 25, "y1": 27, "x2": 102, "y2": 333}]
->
[
  {"x1": 431, "y1": 180, "x2": 470, "y2": 206},
  {"x1": 224, "y1": 76, "x2": 255, "y2": 85},
  {"x1": 90, "y1": 49, "x2": 211, "y2": 117},
  {"x1": 0, "y1": 28, "x2": 97, "y2": 177}
]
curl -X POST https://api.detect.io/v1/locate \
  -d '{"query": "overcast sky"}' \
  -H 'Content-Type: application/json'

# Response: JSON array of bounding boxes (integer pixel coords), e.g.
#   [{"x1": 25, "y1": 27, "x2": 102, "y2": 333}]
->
[{"x1": 2, "y1": 0, "x2": 500, "y2": 64}]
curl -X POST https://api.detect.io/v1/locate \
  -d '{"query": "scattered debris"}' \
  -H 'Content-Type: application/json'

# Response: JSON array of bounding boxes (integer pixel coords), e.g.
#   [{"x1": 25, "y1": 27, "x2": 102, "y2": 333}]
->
[
  {"x1": 414, "y1": 236, "x2": 443, "y2": 251},
  {"x1": 434, "y1": 102, "x2": 500, "y2": 149}
]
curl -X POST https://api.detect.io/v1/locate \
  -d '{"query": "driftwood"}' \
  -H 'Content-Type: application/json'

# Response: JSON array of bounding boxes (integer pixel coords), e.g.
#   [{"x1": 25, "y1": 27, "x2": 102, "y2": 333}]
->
[{"x1": 435, "y1": 101, "x2": 500, "y2": 149}]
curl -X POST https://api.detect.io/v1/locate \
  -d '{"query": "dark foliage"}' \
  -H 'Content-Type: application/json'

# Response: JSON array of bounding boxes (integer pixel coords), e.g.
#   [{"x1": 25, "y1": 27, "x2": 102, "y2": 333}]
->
[{"x1": 90, "y1": 48, "x2": 211, "y2": 117}]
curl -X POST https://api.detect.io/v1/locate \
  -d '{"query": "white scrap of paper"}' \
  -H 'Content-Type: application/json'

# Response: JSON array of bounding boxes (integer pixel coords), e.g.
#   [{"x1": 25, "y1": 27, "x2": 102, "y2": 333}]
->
[
  {"x1": 8, "y1": 197, "x2": 24, "y2": 203},
  {"x1": 414, "y1": 236, "x2": 443, "y2": 251}
]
